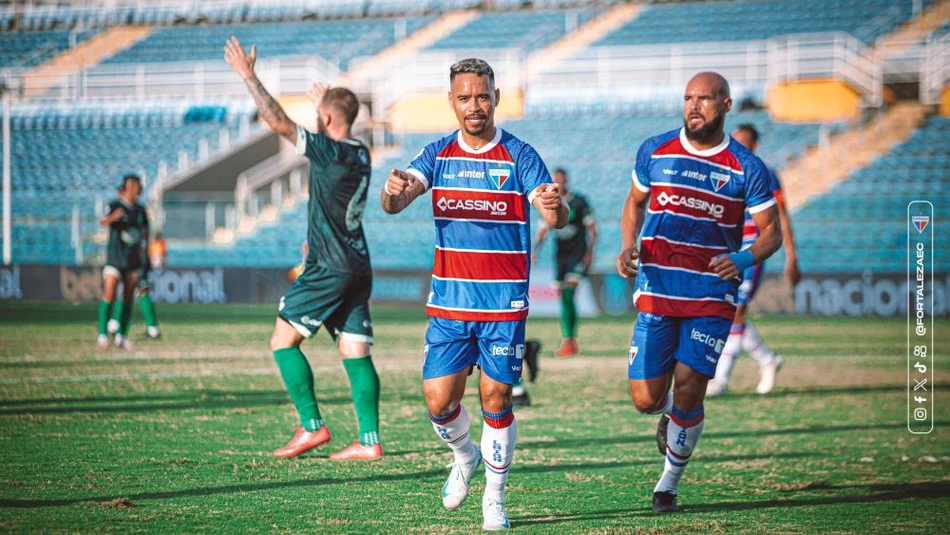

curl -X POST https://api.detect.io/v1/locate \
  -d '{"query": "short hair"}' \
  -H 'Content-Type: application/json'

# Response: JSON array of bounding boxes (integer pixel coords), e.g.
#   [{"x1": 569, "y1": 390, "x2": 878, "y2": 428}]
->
[
  {"x1": 450, "y1": 58, "x2": 495, "y2": 86},
  {"x1": 321, "y1": 87, "x2": 360, "y2": 126},
  {"x1": 735, "y1": 123, "x2": 759, "y2": 145},
  {"x1": 119, "y1": 173, "x2": 141, "y2": 190},
  {"x1": 552, "y1": 168, "x2": 568, "y2": 177}
]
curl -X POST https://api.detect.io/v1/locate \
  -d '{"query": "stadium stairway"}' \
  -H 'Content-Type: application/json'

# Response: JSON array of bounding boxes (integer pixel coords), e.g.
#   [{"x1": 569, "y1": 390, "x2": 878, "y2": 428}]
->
[
  {"x1": 524, "y1": 3, "x2": 641, "y2": 79},
  {"x1": 337, "y1": 10, "x2": 478, "y2": 88},
  {"x1": 875, "y1": 0, "x2": 950, "y2": 54},
  {"x1": 781, "y1": 101, "x2": 930, "y2": 210},
  {"x1": 21, "y1": 25, "x2": 153, "y2": 98}
]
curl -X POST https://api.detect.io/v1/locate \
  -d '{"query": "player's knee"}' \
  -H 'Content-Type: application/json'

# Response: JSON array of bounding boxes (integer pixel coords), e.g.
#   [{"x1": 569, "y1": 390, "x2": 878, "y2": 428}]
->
[
  {"x1": 269, "y1": 330, "x2": 298, "y2": 351},
  {"x1": 632, "y1": 395, "x2": 664, "y2": 414},
  {"x1": 480, "y1": 387, "x2": 512, "y2": 414},
  {"x1": 424, "y1": 396, "x2": 458, "y2": 418}
]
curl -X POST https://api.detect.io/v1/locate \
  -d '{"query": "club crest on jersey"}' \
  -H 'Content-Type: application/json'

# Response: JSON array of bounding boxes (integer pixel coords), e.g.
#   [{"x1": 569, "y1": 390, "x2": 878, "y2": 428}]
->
[
  {"x1": 710, "y1": 171, "x2": 731, "y2": 192},
  {"x1": 912, "y1": 215, "x2": 929, "y2": 233},
  {"x1": 488, "y1": 168, "x2": 510, "y2": 190}
]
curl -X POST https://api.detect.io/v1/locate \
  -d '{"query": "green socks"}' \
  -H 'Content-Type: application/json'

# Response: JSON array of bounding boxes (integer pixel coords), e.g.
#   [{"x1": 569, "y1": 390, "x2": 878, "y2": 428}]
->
[
  {"x1": 273, "y1": 347, "x2": 323, "y2": 432},
  {"x1": 560, "y1": 286, "x2": 578, "y2": 338},
  {"x1": 97, "y1": 300, "x2": 113, "y2": 335},
  {"x1": 342, "y1": 356, "x2": 381, "y2": 446},
  {"x1": 117, "y1": 298, "x2": 133, "y2": 336},
  {"x1": 139, "y1": 293, "x2": 158, "y2": 328}
]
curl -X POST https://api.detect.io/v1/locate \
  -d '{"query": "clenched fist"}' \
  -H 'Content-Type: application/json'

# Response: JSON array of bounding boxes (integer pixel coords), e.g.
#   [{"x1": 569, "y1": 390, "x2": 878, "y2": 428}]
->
[
  {"x1": 385, "y1": 168, "x2": 419, "y2": 196},
  {"x1": 616, "y1": 246, "x2": 640, "y2": 279},
  {"x1": 536, "y1": 183, "x2": 561, "y2": 211}
]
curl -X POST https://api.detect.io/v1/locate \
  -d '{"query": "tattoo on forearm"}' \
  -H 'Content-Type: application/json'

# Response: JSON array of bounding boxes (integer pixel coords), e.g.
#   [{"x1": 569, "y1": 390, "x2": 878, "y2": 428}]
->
[{"x1": 246, "y1": 77, "x2": 293, "y2": 135}]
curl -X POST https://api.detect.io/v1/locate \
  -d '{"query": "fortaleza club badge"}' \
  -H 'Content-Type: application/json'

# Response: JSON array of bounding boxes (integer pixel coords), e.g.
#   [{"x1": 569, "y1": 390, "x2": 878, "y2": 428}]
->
[
  {"x1": 710, "y1": 170, "x2": 730, "y2": 192},
  {"x1": 913, "y1": 215, "x2": 930, "y2": 233},
  {"x1": 489, "y1": 168, "x2": 510, "y2": 189}
]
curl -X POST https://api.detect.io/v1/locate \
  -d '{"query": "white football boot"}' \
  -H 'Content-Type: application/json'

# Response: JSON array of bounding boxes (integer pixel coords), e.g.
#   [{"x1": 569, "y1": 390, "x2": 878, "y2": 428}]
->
[
  {"x1": 756, "y1": 355, "x2": 785, "y2": 394},
  {"x1": 482, "y1": 495, "x2": 510, "y2": 531},
  {"x1": 442, "y1": 445, "x2": 482, "y2": 510}
]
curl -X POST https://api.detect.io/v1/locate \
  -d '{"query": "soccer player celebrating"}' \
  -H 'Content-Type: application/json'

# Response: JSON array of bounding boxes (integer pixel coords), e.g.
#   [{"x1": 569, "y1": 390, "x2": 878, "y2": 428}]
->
[
  {"x1": 532, "y1": 168, "x2": 597, "y2": 357},
  {"x1": 616, "y1": 72, "x2": 782, "y2": 513},
  {"x1": 226, "y1": 36, "x2": 382, "y2": 461},
  {"x1": 97, "y1": 174, "x2": 148, "y2": 351},
  {"x1": 707, "y1": 124, "x2": 802, "y2": 396},
  {"x1": 380, "y1": 58, "x2": 568, "y2": 530}
]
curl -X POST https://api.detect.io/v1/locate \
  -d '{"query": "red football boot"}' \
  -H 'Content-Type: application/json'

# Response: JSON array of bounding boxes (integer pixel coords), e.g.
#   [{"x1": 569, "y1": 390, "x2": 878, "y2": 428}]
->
[
  {"x1": 273, "y1": 426, "x2": 331, "y2": 458},
  {"x1": 555, "y1": 338, "x2": 579, "y2": 358},
  {"x1": 328, "y1": 440, "x2": 384, "y2": 461}
]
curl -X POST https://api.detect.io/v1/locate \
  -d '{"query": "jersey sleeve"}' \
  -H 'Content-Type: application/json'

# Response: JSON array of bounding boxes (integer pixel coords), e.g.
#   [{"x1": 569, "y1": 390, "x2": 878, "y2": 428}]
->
[
  {"x1": 768, "y1": 167, "x2": 785, "y2": 207},
  {"x1": 406, "y1": 142, "x2": 438, "y2": 191},
  {"x1": 745, "y1": 158, "x2": 777, "y2": 214},
  {"x1": 517, "y1": 144, "x2": 553, "y2": 203},
  {"x1": 631, "y1": 139, "x2": 653, "y2": 193},
  {"x1": 295, "y1": 126, "x2": 339, "y2": 168}
]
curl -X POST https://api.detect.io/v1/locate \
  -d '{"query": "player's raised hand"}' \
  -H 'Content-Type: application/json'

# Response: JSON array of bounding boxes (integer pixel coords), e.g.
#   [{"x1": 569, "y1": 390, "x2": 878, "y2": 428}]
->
[
  {"x1": 536, "y1": 183, "x2": 561, "y2": 211},
  {"x1": 307, "y1": 82, "x2": 330, "y2": 106},
  {"x1": 709, "y1": 255, "x2": 741, "y2": 281},
  {"x1": 616, "y1": 246, "x2": 640, "y2": 279},
  {"x1": 224, "y1": 36, "x2": 256, "y2": 80},
  {"x1": 385, "y1": 168, "x2": 418, "y2": 196}
]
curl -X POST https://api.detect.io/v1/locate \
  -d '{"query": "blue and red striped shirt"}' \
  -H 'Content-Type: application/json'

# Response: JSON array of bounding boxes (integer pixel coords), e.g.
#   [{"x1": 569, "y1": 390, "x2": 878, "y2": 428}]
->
[
  {"x1": 408, "y1": 128, "x2": 552, "y2": 321},
  {"x1": 632, "y1": 128, "x2": 776, "y2": 320}
]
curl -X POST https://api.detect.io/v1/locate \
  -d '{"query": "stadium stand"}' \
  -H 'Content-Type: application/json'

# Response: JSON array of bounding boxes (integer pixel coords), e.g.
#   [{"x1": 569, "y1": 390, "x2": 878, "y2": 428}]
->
[
  {"x1": 594, "y1": 0, "x2": 937, "y2": 47},
  {"x1": 426, "y1": 8, "x2": 604, "y2": 52},
  {"x1": 8, "y1": 102, "x2": 259, "y2": 265},
  {"x1": 774, "y1": 115, "x2": 950, "y2": 274},
  {"x1": 100, "y1": 17, "x2": 436, "y2": 70},
  {"x1": 0, "y1": 29, "x2": 96, "y2": 67}
]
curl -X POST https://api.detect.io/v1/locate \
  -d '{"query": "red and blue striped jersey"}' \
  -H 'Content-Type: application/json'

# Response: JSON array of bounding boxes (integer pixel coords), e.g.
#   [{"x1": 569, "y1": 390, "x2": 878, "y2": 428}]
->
[
  {"x1": 407, "y1": 128, "x2": 552, "y2": 321},
  {"x1": 741, "y1": 167, "x2": 783, "y2": 250},
  {"x1": 632, "y1": 128, "x2": 776, "y2": 320}
]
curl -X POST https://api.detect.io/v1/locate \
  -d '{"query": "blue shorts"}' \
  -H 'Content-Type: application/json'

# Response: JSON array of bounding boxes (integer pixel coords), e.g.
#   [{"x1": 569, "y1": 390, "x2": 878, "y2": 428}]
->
[
  {"x1": 423, "y1": 317, "x2": 526, "y2": 385},
  {"x1": 737, "y1": 262, "x2": 764, "y2": 306},
  {"x1": 627, "y1": 313, "x2": 732, "y2": 380}
]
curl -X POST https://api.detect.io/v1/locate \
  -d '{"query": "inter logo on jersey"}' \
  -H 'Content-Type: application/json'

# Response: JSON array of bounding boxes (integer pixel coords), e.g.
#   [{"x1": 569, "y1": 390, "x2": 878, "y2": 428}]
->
[
  {"x1": 912, "y1": 215, "x2": 930, "y2": 233},
  {"x1": 489, "y1": 168, "x2": 510, "y2": 190},
  {"x1": 710, "y1": 170, "x2": 730, "y2": 192}
]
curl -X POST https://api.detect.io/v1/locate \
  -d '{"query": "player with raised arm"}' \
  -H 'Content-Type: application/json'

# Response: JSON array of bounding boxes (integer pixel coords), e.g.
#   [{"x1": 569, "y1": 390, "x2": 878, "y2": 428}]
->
[
  {"x1": 226, "y1": 36, "x2": 382, "y2": 461},
  {"x1": 707, "y1": 124, "x2": 802, "y2": 396},
  {"x1": 380, "y1": 58, "x2": 568, "y2": 531},
  {"x1": 97, "y1": 174, "x2": 148, "y2": 350},
  {"x1": 532, "y1": 168, "x2": 598, "y2": 357},
  {"x1": 616, "y1": 72, "x2": 782, "y2": 513}
]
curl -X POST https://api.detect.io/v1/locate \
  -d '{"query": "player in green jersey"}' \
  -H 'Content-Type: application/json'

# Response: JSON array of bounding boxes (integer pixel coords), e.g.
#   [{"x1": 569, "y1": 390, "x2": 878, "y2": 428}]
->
[
  {"x1": 97, "y1": 174, "x2": 148, "y2": 350},
  {"x1": 533, "y1": 168, "x2": 597, "y2": 357},
  {"x1": 226, "y1": 36, "x2": 382, "y2": 461}
]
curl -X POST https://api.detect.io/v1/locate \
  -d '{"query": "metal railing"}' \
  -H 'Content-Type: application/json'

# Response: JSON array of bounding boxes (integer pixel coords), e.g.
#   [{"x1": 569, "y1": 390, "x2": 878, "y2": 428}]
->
[{"x1": 12, "y1": 55, "x2": 341, "y2": 101}]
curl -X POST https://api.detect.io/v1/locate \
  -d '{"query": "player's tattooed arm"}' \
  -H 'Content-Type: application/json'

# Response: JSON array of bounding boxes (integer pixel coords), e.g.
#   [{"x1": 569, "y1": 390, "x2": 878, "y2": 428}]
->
[
  {"x1": 224, "y1": 36, "x2": 297, "y2": 143},
  {"x1": 381, "y1": 169, "x2": 425, "y2": 214}
]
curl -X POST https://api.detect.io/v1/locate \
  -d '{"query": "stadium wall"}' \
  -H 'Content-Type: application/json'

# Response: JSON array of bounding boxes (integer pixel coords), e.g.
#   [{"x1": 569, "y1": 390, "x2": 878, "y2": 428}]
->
[{"x1": 0, "y1": 265, "x2": 947, "y2": 317}]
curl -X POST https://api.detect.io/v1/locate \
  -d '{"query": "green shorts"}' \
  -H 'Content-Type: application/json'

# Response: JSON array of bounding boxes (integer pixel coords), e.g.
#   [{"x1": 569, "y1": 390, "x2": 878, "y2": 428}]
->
[{"x1": 278, "y1": 264, "x2": 374, "y2": 343}]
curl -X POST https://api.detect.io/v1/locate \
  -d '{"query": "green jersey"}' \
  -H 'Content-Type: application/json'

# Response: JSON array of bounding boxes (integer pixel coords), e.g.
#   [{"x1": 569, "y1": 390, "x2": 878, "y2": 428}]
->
[
  {"x1": 106, "y1": 197, "x2": 148, "y2": 271},
  {"x1": 551, "y1": 192, "x2": 594, "y2": 260},
  {"x1": 295, "y1": 127, "x2": 372, "y2": 274}
]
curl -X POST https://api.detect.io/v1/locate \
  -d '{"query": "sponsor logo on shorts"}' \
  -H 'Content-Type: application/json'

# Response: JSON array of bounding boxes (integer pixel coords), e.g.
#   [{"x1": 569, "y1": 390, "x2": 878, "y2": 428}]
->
[
  {"x1": 278, "y1": 297, "x2": 286, "y2": 311},
  {"x1": 300, "y1": 315, "x2": 321, "y2": 328},
  {"x1": 510, "y1": 299, "x2": 525, "y2": 309},
  {"x1": 690, "y1": 328, "x2": 725, "y2": 354},
  {"x1": 491, "y1": 344, "x2": 525, "y2": 360}
]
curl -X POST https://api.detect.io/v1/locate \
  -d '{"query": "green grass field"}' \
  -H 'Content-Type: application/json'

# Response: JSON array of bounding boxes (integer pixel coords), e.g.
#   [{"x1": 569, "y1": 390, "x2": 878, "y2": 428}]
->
[{"x1": 0, "y1": 301, "x2": 948, "y2": 533}]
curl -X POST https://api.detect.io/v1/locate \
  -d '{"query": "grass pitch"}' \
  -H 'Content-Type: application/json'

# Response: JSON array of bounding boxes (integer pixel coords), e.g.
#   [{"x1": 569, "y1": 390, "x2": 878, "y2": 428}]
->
[{"x1": 0, "y1": 301, "x2": 948, "y2": 533}]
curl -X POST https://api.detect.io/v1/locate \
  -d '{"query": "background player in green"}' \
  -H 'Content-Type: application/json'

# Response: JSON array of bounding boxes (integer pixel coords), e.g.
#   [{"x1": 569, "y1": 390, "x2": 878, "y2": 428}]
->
[
  {"x1": 226, "y1": 36, "x2": 382, "y2": 460},
  {"x1": 532, "y1": 168, "x2": 597, "y2": 357},
  {"x1": 97, "y1": 174, "x2": 148, "y2": 351},
  {"x1": 108, "y1": 243, "x2": 161, "y2": 340}
]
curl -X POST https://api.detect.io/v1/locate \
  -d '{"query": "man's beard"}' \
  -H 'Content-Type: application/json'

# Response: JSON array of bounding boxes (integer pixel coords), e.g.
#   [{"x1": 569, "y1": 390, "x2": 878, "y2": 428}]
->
[{"x1": 684, "y1": 112, "x2": 724, "y2": 144}]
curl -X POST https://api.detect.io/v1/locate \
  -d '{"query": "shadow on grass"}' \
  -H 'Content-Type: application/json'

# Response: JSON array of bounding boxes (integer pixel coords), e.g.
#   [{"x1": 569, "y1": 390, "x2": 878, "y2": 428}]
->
[
  {"x1": 515, "y1": 481, "x2": 950, "y2": 526},
  {"x1": 519, "y1": 421, "x2": 908, "y2": 450},
  {"x1": 0, "y1": 390, "x2": 353, "y2": 415},
  {"x1": 0, "y1": 451, "x2": 820, "y2": 509}
]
